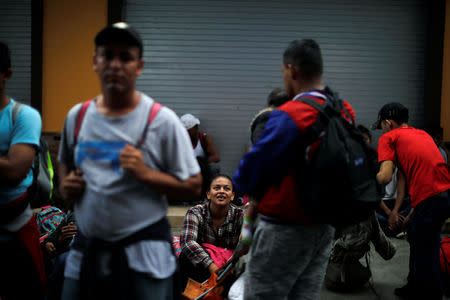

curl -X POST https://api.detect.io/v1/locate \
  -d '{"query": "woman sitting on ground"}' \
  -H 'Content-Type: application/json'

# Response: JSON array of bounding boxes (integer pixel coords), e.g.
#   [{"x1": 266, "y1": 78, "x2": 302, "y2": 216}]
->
[{"x1": 179, "y1": 174, "x2": 244, "y2": 287}]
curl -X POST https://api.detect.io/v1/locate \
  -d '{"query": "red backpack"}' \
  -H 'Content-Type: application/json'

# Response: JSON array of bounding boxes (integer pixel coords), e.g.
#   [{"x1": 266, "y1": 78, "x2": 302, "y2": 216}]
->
[{"x1": 74, "y1": 99, "x2": 162, "y2": 145}]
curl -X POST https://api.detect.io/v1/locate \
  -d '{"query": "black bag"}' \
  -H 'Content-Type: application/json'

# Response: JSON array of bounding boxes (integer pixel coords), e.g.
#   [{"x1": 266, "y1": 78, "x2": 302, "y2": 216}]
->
[
  {"x1": 298, "y1": 87, "x2": 381, "y2": 227},
  {"x1": 12, "y1": 102, "x2": 54, "y2": 208}
]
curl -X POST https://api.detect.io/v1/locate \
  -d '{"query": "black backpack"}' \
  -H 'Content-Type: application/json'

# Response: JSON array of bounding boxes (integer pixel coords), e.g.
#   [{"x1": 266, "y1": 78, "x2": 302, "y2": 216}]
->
[
  {"x1": 12, "y1": 102, "x2": 54, "y2": 209},
  {"x1": 297, "y1": 87, "x2": 381, "y2": 227}
]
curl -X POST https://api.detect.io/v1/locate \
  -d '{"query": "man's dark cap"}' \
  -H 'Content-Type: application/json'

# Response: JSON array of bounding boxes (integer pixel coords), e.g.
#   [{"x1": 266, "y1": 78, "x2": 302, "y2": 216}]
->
[
  {"x1": 95, "y1": 22, "x2": 143, "y2": 55},
  {"x1": 371, "y1": 102, "x2": 409, "y2": 130}
]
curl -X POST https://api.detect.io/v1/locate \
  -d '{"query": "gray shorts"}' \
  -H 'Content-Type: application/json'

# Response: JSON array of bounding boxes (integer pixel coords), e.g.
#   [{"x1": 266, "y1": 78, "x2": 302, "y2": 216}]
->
[{"x1": 244, "y1": 218, "x2": 335, "y2": 300}]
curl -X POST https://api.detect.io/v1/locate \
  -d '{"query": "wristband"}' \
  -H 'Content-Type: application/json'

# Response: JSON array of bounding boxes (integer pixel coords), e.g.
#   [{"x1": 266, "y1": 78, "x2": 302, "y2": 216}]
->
[{"x1": 241, "y1": 217, "x2": 254, "y2": 245}]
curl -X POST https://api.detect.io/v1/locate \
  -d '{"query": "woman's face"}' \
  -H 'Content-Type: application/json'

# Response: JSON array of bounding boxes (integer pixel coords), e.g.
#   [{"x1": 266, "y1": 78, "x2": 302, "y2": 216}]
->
[{"x1": 207, "y1": 176, "x2": 235, "y2": 207}]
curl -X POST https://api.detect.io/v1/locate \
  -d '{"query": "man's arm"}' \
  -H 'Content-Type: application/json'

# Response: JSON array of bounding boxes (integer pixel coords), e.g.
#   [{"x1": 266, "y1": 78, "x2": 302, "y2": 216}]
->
[
  {"x1": 232, "y1": 110, "x2": 301, "y2": 195},
  {"x1": 1, "y1": 105, "x2": 41, "y2": 186},
  {"x1": 388, "y1": 168, "x2": 406, "y2": 229},
  {"x1": 379, "y1": 200, "x2": 392, "y2": 216},
  {"x1": 377, "y1": 160, "x2": 395, "y2": 185},
  {"x1": 205, "y1": 134, "x2": 220, "y2": 163},
  {"x1": 120, "y1": 144, "x2": 202, "y2": 199},
  {"x1": 0, "y1": 144, "x2": 36, "y2": 186}
]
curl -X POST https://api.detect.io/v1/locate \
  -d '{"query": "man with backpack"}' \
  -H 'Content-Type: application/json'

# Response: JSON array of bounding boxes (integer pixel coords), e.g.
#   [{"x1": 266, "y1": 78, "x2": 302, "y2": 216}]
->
[
  {"x1": 233, "y1": 39, "x2": 363, "y2": 299},
  {"x1": 57, "y1": 23, "x2": 202, "y2": 299},
  {"x1": 0, "y1": 42, "x2": 46, "y2": 299},
  {"x1": 374, "y1": 102, "x2": 450, "y2": 299}
]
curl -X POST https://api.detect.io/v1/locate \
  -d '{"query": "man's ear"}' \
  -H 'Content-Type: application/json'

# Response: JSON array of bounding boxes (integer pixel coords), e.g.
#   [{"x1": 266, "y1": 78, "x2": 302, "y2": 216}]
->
[
  {"x1": 288, "y1": 64, "x2": 298, "y2": 80},
  {"x1": 3, "y1": 68, "x2": 12, "y2": 81},
  {"x1": 136, "y1": 59, "x2": 145, "y2": 76},
  {"x1": 93, "y1": 54, "x2": 98, "y2": 72},
  {"x1": 385, "y1": 119, "x2": 394, "y2": 130}
]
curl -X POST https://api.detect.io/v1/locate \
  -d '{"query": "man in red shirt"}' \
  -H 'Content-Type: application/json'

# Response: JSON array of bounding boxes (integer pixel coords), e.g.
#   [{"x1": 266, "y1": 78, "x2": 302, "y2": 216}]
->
[{"x1": 375, "y1": 102, "x2": 450, "y2": 299}]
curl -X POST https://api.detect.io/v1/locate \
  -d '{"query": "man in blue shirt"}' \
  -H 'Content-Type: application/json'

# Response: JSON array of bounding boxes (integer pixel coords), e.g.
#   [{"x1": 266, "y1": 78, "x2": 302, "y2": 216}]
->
[{"x1": 0, "y1": 42, "x2": 46, "y2": 299}]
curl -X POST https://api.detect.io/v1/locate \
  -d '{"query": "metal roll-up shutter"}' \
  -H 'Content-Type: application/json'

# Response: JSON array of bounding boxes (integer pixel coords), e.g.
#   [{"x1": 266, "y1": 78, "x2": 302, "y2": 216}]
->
[
  {"x1": 124, "y1": 0, "x2": 427, "y2": 176},
  {"x1": 0, "y1": 0, "x2": 32, "y2": 105}
]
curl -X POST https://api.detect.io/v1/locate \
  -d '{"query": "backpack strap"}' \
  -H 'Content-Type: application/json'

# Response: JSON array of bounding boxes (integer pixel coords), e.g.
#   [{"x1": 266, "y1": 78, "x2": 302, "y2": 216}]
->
[
  {"x1": 299, "y1": 90, "x2": 353, "y2": 146},
  {"x1": 299, "y1": 96, "x2": 329, "y2": 146},
  {"x1": 11, "y1": 101, "x2": 25, "y2": 125},
  {"x1": 136, "y1": 101, "x2": 162, "y2": 148},
  {"x1": 74, "y1": 100, "x2": 93, "y2": 145}
]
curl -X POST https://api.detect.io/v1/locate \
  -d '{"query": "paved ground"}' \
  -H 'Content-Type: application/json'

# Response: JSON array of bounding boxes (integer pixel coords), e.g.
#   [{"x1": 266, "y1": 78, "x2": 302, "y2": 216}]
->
[{"x1": 167, "y1": 206, "x2": 450, "y2": 299}]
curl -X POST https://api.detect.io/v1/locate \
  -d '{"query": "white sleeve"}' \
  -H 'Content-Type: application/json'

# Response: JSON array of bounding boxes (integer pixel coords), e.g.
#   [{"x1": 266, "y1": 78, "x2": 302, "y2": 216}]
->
[{"x1": 149, "y1": 107, "x2": 200, "y2": 180}]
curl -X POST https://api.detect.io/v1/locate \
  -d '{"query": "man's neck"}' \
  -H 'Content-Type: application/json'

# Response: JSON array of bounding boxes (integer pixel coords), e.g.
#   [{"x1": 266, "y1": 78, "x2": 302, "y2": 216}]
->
[
  {"x1": 393, "y1": 123, "x2": 408, "y2": 129},
  {"x1": 98, "y1": 90, "x2": 140, "y2": 117},
  {"x1": 0, "y1": 93, "x2": 10, "y2": 110},
  {"x1": 293, "y1": 79, "x2": 324, "y2": 96}
]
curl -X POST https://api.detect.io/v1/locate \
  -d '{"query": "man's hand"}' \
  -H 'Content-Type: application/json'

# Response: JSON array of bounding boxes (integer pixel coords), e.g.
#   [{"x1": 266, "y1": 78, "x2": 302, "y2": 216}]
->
[
  {"x1": 388, "y1": 210, "x2": 404, "y2": 230},
  {"x1": 60, "y1": 169, "x2": 85, "y2": 200},
  {"x1": 401, "y1": 215, "x2": 411, "y2": 233},
  {"x1": 120, "y1": 144, "x2": 147, "y2": 180},
  {"x1": 208, "y1": 262, "x2": 219, "y2": 275},
  {"x1": 45, "y1": 242, "x2": 56, "y2": 256},
  {"x1": 401, "y1": 208, "x2": 414, "y2": 233},
  {"x1": 58, "y1": 223, "x2": 77, "y2": 245}
]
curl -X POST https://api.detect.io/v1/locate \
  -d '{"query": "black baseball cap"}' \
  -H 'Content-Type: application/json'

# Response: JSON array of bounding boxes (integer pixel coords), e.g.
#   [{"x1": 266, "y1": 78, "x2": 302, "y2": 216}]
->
[
  {"x1": 372, "y1": 102, "x2": 409, "y2": 130},
  {"x1": 95, "y1": 22, "x2": 143, "y2": 56}
]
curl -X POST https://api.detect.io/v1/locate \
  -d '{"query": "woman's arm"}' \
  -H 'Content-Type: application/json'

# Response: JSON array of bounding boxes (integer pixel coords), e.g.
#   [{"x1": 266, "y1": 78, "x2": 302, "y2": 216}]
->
[{"x1": 179, "y1": 209, "x2": 214, "y2": 269}]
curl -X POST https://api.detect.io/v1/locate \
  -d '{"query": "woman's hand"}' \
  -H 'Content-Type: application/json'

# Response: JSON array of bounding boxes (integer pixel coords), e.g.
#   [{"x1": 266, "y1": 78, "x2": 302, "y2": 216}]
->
[{"x1": 208, "y1": 262, "x2": 219, "y2": 274}]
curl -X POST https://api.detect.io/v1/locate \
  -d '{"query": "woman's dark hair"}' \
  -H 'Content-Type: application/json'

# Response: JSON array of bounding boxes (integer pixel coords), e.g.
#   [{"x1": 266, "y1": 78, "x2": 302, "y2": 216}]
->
[
  {"x1": 208, "y1": 174, "x2": 234, "y2": 193},
  {"x1": 267, "y1": 88, "x2": 290, "y2": 107},
  {"x1": 283, "y1": 39, "x2": 323, "y2": 80},
  {"x1": 0, "y1": 42, "x2": 11, "y2": 74}
]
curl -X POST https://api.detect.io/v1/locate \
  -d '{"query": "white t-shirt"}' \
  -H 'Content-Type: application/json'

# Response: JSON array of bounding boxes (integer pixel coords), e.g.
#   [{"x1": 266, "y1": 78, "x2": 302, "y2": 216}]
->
[{"x1": 58, "y1": 93, "x2": 200, "y2": 279}]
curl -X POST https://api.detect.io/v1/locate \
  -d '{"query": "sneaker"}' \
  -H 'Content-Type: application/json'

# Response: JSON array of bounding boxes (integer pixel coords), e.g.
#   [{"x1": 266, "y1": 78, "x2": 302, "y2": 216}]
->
[
  {"x1": 395, "y1": 231, "x2": 407, "y2": 239},
  {"x1": 394, "y1": 284, "x2": 414, "y2": 298}
]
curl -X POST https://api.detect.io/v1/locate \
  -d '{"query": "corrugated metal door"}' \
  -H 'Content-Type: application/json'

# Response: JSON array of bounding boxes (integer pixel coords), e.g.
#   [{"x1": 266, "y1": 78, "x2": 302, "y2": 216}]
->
[
  {"x1": 0, "y1": 0, "x2": 32, "y2": 105},
  {"x1": 124, "y1": 0, "x2": 427, "y2": 176}
]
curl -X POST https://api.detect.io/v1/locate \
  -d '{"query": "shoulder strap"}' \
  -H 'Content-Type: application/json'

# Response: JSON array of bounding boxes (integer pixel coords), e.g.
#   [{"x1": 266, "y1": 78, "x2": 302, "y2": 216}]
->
[
  {"x1": 136, "y1": 102, "x2": 163, "y2": 148},
  {"x1": 74, "y1": 100, "x2": 93, "y2": 145},
  {"x1": 299, "y1": 96, "x2": 329, "y2": 145},
  {"x1": 300, "y1": 96, "x2": 326, "y2": 114},
  {"x1": 11, "y1": 101, "x2": 25, "y2": 125}
]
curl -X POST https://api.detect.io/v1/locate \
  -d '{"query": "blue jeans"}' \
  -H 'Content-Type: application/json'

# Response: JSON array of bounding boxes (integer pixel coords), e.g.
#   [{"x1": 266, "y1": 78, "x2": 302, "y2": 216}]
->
[{"x1": 407, "y1": 192, "x2": 450, "y2": 299}]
